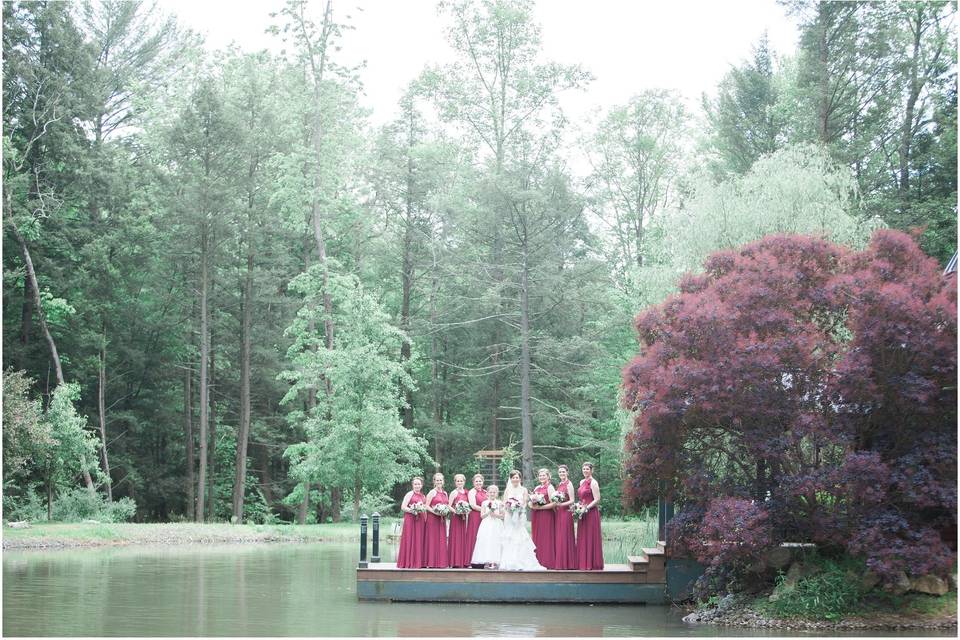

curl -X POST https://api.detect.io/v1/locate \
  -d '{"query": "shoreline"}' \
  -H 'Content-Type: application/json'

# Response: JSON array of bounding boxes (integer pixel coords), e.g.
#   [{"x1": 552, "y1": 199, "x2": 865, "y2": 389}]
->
[
  {"x1": 2, "y1": 518, "x2": 651, "y2": 551},
  {"x1": 2, "y1": 522, "x2": 371, "y2": 550},
  {"x1": 682, "y1": 594, "x2": 958, "y2": 632}
]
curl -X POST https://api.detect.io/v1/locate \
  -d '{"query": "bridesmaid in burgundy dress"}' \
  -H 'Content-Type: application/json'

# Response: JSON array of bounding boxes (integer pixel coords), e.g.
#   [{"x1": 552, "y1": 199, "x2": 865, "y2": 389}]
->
[
  {"x1": 530, "y1": 468, "x2": 556, "y2": 569},
  {"x1": 466, "y1": 474, "x2": 487, "y2": 567},
  {"x1": 448, "y1": 474, "x2": 472, "y2": 568},
  {"x1": 396, "y1": 476, "x2": 427, "y2": 568},
  {"x1": 553, "y1": 464, "x2": 577, "y2": 570},
  {"x1": 424, "y1": 472, "x2": 450, "y2": 568},
  {"x1": 576, "y1": 462, "x2": 604, "y2": 570}
]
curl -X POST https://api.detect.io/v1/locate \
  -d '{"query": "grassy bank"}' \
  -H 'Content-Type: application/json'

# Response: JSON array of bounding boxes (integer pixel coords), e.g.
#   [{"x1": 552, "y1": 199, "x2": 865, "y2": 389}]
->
[
  {"x1": 3, "y1": 515, "x2": 657, "y2": 552},
  {"x1": 1, "y1": 521, "x2": 387, "y2": 549}
]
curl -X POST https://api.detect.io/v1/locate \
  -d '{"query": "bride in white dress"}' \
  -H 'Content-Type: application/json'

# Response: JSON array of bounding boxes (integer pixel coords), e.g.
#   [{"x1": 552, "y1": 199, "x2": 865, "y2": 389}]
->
[{"x1": 498, "y1": 470, "x2": 546, "y2": 571}]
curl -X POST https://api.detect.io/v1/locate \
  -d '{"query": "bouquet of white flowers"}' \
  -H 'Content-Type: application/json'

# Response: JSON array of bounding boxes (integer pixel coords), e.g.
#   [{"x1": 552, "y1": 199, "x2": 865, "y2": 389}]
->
[
  {"x1": 551, "y1": 491, "x2": 567, "y2": 504},
  {"x1": 409, "y1": 502, "x2": 427, "y2": 516},
  {"x1": 572, "y1": 502, "x2": 589, "y2": 520},
  {"x1": 454, "y1": 501, "x2": 472, "y2": 518},
  {"x1": 530, "y1": 492, "x2": 547, "y2": 506},
  {"x1": 434, "y1": 504, "x2": 451, "y2": 517}
]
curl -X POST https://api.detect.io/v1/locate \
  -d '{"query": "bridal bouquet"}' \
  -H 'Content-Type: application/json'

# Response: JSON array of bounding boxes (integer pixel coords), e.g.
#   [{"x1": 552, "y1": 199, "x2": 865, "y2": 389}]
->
[
  {"x1": 550, "y1": 491, "x2": 567, "y2": 504},
  {"x1": 572, "y1": 502, "x2": 589, "y2": 520},
  {"x1": 454, "y1": 501, "x2": 472, "y2": 518},
  {"x1": 434, "y1": 504, "x2": 451, "y2": 517},
  {"x1": 505, "y1": 497, "x2": 523, "y2": 514},
  {"x1": 530, "y1": 493, "x2": 547, "y2": 506},
  {"x1": 409, "y1": 502, "x2": 427, "y2": 516}
]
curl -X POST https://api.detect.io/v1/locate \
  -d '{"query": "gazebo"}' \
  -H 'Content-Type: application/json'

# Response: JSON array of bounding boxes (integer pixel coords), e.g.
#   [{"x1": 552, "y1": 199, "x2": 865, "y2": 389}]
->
[{"x1": 473, "y1": 449, "x2": 504, "y2": 484}]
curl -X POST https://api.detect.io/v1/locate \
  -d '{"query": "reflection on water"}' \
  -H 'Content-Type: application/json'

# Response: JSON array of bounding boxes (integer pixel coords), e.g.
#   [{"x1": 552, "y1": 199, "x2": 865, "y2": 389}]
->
[{"x1": 2, "y1": 542, "x2": 952, "y2": 637}]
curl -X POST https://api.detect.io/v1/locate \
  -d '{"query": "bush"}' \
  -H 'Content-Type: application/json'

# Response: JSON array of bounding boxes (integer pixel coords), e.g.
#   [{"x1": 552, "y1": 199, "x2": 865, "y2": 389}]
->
[
  {"x1": 356, "y1": 491, "x2": 395, "y2": 519},
  {"x1": 102, "y1": 497, "x2": 138, "y2": 522},
  {"x1": 623, "y1": 231, "x2": 957, "y2": 591},
  {"x1": 243, "y1": 486, "x2": 278, "y2": 525},
  {"x1": 759, "y1": 555, "x2": 866, "y2": 621},
  {"x1": 4, "y1": 486, "x2": 137, "y2": 523},
  {"x1": 2, "y1": 485, "x2": 47, "y2": 522},
  {"x1": 51, "y1": 489, "x2": 137, "y2": 523}
]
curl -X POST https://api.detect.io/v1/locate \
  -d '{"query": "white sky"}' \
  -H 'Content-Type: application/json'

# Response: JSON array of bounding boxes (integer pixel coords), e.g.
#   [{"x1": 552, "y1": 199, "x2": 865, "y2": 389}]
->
[{"x1": 158, "y1": 0, "x2": 800, "y2": 127}]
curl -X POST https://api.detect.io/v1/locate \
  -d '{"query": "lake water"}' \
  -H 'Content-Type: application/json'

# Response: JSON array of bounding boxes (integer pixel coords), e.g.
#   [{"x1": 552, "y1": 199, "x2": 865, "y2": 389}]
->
[{"x1": 2, "y1": 542, "x2": 951, "y2": 637}]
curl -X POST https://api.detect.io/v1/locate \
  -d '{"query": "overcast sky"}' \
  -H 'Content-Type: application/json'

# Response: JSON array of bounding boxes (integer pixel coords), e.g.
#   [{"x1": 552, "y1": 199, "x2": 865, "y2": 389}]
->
[{"x1": 158, "y1": 0, "x2": 800, "y2": 128}]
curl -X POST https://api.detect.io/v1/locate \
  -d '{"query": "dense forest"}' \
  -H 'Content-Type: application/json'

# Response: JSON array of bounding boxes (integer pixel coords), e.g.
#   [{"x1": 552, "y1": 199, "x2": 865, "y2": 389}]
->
[{"x1": 3, "y1": 0, "x2": 956, "y2": 524}]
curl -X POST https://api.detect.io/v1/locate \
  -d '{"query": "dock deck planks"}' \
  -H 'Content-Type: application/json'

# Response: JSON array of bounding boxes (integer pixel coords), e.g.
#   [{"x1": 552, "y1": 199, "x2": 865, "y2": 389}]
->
[{"x1": 356, "y1": 563, "x2": 667, "y2": 603}]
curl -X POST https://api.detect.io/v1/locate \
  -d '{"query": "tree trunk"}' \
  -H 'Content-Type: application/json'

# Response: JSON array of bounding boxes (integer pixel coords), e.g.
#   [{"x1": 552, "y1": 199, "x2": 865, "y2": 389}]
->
[
  {"x1": 207, "y1": 330, "x2": 217, "y2": 521},
  {"x1": 298, "y1": 482, "x2": 310, "y2": 524},
  {"x1": 197, "y1": 223, "x2": 209, "y2": 522},
  {"x1": 399, "y1": 108, "x2": 416, "y2": 430},
  {"x1": 817, "y1": 5, "x2": 832, "y2": 144},
  {"x1": 311, "y1": 205, "x2": 335, "y2": 380},
  {"x1": 184, "y1": 362, "x2": 195, "y2": 521},
  {"x1": 330, "y1": 487, "x2": 342, "y2": 522},
  {"x1": 297, "y1": 235, "x2": 314, "y2": 527},
  {"x1": 353, "y1": 422, "x2": 363, "y2": 522},
  {"x1": 635, "y1": 173, "x2": 645, "y2": 268},
  {"x1": 489, "y1": 189, "x2": 506, "y2": 452},
  {"x1": 232, "y1": 251, "x2": 253, "y2": 523},
  {"x1": 309, "y1": 196, "x2": 335, "y2": 527},
  {"x1": 9, "y1": 218, "x2": 66, "y2": 387},
  {"x1": 519, "y1": 240, "x2": 534, "y2": 484},
  {"x1": 20, "y1": 278, "x2": 32, "y2": 345},
  {"x1": 353, "y1": 476, "x2": 362, "y2": 523},
  {"x1": 7, "y1": 216, "x2": 95, "y2": 493},
  {"x1": 259, "y1": 442, "x2": 272, "y2": 504},
  {"x1": 430, "y1": 248, "x2": 443, "y2": 457},
  {"x1": 47, "y1": 473, "x2": 53, "y2": 521},
  {"x1": 315, "y1": 485, "x2": 326, "y2": 523},
  {"x1": 755, "y1": 458, "x2": 768, "y2": 502},
  {"x1": 399, "y1": 219, "x2": 414, "y2": 430},
  {"x1": 899, "y1": 9, "x2": 924, "y2": 196},
  {"x1": 97, "y1": 333, "x2": 112, "y2": 501}
]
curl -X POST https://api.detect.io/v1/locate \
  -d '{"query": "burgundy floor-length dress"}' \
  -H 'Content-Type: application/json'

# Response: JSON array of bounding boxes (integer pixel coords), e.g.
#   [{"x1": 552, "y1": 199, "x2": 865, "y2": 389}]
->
[
  {"x1": 576, "y1": 479, "x2": 604, "y2": 570},
  {"x1": 466, "y1": 487, "x2": 487, "y2": 565},
  {"x1": 396, "y1": 491, "x2": 427, "y2": 568},
  {"x1": 425, "y1": 489, "x2": 450, "y2": 568},
  {"x1": 531, "y1": 483, "x2": 556, "y2": 569},
  {"x1": 448, "y1": 488, "x2": 472, "y2": 568},
  {"x1": 553, "y1": 479, "x2": 577, "y2": 570}
]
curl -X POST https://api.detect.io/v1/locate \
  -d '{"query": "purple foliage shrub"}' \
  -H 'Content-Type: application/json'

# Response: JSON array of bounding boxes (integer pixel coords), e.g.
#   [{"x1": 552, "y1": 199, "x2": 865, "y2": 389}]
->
[{"x1": 622, "y1": 231, "x2": 957, "y2": 588}]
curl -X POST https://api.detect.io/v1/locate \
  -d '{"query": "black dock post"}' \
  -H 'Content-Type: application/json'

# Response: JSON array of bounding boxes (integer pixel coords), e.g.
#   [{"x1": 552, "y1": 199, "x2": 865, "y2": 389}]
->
[
  {"x1": 359, "y1": 514, "x2": 368, "y2": 568},
  {"x1": 371, "y1": 512, "x2": 381, "y2": 563},
  {"x1": 657, "y1": 480, "x2": 674, "y2": 547}
]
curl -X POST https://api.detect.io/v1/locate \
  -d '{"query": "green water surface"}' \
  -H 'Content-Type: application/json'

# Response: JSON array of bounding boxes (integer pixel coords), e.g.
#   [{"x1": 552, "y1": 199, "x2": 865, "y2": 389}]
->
[{"x1": 2, "y1": 542, "x2": 951, "y2": 637}]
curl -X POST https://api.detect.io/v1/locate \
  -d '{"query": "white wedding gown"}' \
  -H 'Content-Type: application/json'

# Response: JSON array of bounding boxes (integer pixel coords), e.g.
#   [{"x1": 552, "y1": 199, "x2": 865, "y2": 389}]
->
[
  {"x1": 498, "y1": 486, "x2": 545, "y2": 571},
  {"x1": 471, "y1": 500, "x2": 505, "y2": 565}
]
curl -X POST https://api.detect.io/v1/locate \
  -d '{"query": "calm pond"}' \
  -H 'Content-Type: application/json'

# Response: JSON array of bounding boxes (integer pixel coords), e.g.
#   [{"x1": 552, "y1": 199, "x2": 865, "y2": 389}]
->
[{"x1": 2, "y1": 542, "x2": 951, "y2": 637}]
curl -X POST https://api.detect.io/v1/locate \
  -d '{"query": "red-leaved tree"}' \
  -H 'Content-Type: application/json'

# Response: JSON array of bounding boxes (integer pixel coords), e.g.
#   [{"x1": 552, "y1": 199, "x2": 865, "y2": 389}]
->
[{"x1": 622, "y1": 230, "x2": 956, "y2": 586}]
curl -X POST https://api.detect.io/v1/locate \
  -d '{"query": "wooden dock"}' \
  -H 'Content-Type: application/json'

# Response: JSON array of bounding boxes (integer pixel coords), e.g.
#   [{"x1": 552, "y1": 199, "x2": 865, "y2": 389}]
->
[{"x1": 357, "y1": 548, "x2": 668, "y2": 604}]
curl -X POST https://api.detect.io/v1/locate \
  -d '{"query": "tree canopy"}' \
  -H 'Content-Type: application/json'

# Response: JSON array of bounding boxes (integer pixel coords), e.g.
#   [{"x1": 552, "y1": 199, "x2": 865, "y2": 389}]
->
[{"x1": 2, "y1": 0, "x2": 955, "y2": 526}]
